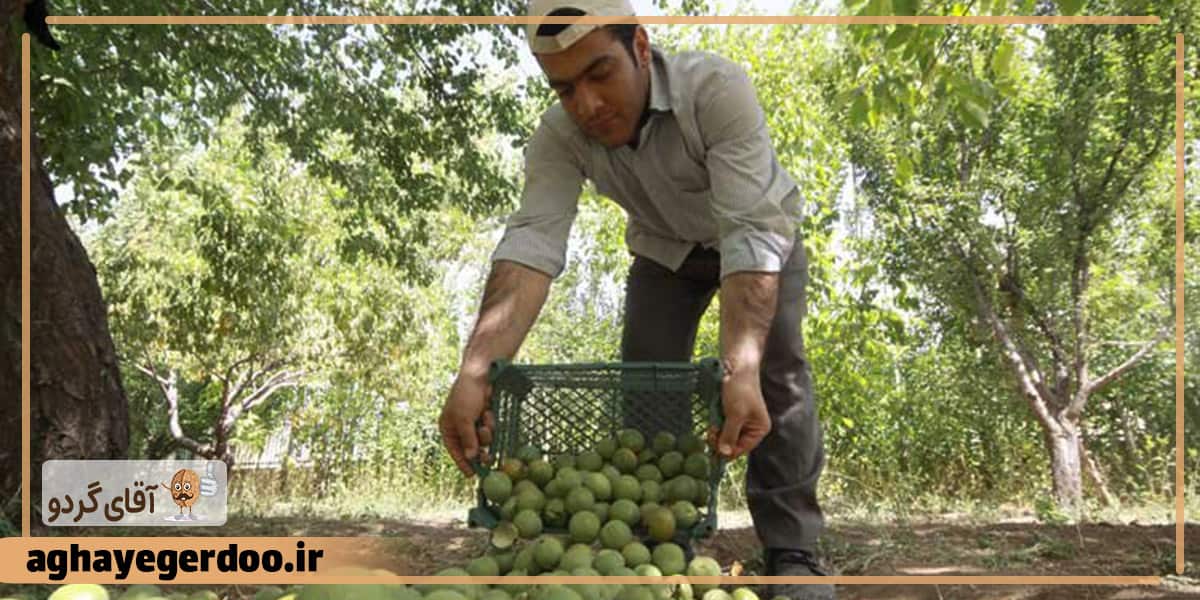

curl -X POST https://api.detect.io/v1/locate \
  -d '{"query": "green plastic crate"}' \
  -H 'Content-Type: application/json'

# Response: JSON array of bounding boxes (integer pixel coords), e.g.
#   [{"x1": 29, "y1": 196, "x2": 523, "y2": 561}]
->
[{"x1": 468, "y1": 358, "x2": 727, "y2": 541}]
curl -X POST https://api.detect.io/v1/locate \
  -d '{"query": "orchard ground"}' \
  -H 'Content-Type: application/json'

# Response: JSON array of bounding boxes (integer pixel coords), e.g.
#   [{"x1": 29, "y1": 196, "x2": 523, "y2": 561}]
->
[{"x1": 6, "y1": 505, "x2": 1199, "y2": 600}]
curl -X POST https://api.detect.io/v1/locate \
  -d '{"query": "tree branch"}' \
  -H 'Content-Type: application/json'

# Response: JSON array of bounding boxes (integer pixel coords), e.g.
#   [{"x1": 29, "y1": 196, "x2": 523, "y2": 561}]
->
[
  {"x1": 226, "y1": 365, "x2": 256, "y2": 406},
  {"x1": 226, "y1": 356, "x2": 286, "y2": 406},
  {"x1": 1107, "y1": 126, "x2": 1171, "y2": 211},
  {"x1": 1015, "y1": 342, "x2": 1057, "y2": 403},
  {"x1": 240, "y1": 369, "x2": 302, "y2": 412},
  {"x1": 220, "y1": 353, "x2": 259, "y2": 388},
  {"x1": 158, "y1": 368, "x2": 209, "y2": 457},
  {"x1": 1080, "y1": 323, "x2": 1172, "y2": 400},
  {"x1": 223, "y1": 367, "x2": 303, "y2": 431},
  {"x1": 1064, "y1": 32, "x2": 1100, "y2": 207},
  {"x1": 1002, "y1": 276, "x2": 1071, "y2": 397},
  {"x1": 135, "y1": 363, "x2": 169, "y2": 389},
  {"x1": 1092, "y1": 113, "x2": 1135, "y2": 201},
  {"x1": 1095, "y1": 28, "x2": 1171, "y2": 208},
  {"x1": 958, "y1": 245, "x2": 1061, "y2": 435},
  {"x1": 1069, "y1": 224, "x2": 1092, "y2": 408}
]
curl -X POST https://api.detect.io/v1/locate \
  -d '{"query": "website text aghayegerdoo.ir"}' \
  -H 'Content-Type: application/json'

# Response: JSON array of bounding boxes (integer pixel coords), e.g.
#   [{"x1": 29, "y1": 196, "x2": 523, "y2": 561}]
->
[{"x1": 27, "y1": 541, "x2": 324, "y2": 581}]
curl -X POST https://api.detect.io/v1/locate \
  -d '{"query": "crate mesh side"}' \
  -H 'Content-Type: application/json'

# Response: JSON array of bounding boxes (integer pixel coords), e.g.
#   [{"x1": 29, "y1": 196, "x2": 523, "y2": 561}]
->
[{"x1": 490, "y1": 365, "x2": 712, "y2": 459}]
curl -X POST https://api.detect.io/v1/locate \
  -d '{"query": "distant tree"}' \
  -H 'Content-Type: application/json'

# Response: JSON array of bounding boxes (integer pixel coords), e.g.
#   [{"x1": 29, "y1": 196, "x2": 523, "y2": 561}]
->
[
  {"x1": 837, "y1": 0, "x2": 1190, "y2": 509},
  {"x1": 1, "y1": 0, "x2": 528, "y2": 508}
]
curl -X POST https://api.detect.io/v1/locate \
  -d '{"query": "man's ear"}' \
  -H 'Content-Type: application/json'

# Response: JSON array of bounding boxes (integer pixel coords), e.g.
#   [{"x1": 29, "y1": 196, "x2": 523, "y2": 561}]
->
[{"x1": 634, "y1": 26, "x2": 651, "y2": 69}]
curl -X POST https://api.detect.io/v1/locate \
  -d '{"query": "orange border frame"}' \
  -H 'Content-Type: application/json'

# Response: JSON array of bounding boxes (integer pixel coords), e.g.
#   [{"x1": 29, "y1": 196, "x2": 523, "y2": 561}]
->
[{"x1": 12, "y1": 13, "x2": 1187, "y2": 588}]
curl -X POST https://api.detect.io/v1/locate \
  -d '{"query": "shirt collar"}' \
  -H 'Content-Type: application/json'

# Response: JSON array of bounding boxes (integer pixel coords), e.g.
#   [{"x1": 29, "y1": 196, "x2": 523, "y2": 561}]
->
[
  {"x1": 647, "y1": 47, "x2": 672, "y2": 113},
  {"x1": 627, "y1": 48, "x2": 672, "y2": 151}
]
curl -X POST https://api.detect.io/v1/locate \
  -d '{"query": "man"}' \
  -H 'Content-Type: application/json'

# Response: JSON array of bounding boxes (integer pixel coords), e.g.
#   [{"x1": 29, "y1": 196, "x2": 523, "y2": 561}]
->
[{"x1": 438, "y1": 2, "x2": 833, "y2": 598}]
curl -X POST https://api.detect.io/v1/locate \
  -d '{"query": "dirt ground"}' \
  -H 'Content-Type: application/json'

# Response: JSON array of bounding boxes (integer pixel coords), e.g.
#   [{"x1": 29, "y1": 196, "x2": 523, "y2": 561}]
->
[
  {"x1": 695, "y1": 514, "x2": 1200, "y2": 600},
  {"x1": 16, "y1": 511, "x2": 1200, "y2": 600}
]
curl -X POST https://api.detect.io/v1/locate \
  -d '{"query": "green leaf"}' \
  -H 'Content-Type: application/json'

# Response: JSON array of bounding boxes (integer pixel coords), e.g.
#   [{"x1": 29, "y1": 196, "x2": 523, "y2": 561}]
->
[
  {"x1": 949, "y1": 74, "x2": 993, "y2": 110},
  {"x1": 835, "y1": 86, "x2": 861, "y2": 106},
  {"x1": 972, "y1": 78, "x2": 997, "y2": 102},
  {"x1": 875, "y1": 80, "x2": 898, "y2": 116},
  {"x1": 1058, "y1": 0, "x2": 1084, "y2": 14},
  {"x1": 893, "y1": 0, "x2": 920, "y2": 14},
  {"x1": 957, "y1": 98, "x2": 990, "y2": 129},
  {"x1": 896, "y1": 155, "x2": 914, "y2": 185},
  {"x1": 885, "y1": 26, "x2": 917, "y2": 51},
  {"x1": 992, "y1": 40, "x2": 1016, "y2": 78},
  {"x1": 850, "y1": 93, "x2": 870, "y2": 126},
  {"x1": 862, "y1": 0, "x2": 885, "y2": 16}
]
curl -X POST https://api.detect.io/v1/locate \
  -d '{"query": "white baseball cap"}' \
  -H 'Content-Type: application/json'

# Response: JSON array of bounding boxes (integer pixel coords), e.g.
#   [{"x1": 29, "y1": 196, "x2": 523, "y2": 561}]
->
[{"x1": 525, "y1": 0, "x2": 637, "y2": 54}]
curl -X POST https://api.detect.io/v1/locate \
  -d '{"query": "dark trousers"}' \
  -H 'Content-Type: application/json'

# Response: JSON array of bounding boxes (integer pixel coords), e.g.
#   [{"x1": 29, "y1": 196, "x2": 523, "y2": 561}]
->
[{"x1": 620, "y1": 242, "x2": 826, "y2": 552}]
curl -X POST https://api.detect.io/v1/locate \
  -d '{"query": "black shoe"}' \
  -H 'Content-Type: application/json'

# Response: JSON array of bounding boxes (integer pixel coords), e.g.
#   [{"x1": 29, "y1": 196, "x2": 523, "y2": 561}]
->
[{"x1": 760, "y1": 549, "x2": 835, "y2": 600}]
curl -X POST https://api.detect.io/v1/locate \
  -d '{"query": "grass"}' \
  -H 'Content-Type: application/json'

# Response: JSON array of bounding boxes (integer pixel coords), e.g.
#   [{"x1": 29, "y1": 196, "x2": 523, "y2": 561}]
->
[{"x1": 226, "y1": 466, "x2": 477, "y2": 521}]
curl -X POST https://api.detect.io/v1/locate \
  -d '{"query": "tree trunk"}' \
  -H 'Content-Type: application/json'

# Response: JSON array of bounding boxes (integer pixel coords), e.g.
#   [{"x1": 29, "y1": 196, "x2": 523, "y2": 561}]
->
[
  {"x1": 0, "y1": 4, "x2": 21, "y2": 516},
  {"x1": 213, "y1": 404, "x2": 234, "y2": 468},
  {"x1": 0, "y1": 6, "x2": 129, "y2": 522},
  {"x1": 1046, "y1": 419, "x2": 1084, "y2": 511}
]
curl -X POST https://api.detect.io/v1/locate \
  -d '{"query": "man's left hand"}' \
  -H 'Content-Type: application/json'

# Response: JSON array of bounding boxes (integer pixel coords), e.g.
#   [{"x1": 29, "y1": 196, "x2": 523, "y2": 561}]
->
[{"x1": 712, "y1": 368, "x2": 771, "y2": 459}]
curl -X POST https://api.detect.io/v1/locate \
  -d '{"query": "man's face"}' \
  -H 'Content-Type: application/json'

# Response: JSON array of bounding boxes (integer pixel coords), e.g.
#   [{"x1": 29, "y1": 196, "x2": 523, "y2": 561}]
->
[{"x1": 536, "y1": 27, "x2": 651, "y2": 148}]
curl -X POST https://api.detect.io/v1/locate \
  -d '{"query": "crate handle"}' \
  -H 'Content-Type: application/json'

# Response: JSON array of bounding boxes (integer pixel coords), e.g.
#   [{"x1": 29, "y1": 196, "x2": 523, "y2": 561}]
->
[
  {"x1": 698, "y1": 357, "x2": 724, "y2": 429},
  {"x1": 697, "y1": 356, "x2": 727, "y2": 536},
  {"x1": 488, "y1": 359, "x2": 511, "y2": 384},
  {"x1": 471, "y1": 394, "x2": 496, "y2": 479},
  {"x1": 470, "y1": 459, "x2": 490, "y2": 478}
]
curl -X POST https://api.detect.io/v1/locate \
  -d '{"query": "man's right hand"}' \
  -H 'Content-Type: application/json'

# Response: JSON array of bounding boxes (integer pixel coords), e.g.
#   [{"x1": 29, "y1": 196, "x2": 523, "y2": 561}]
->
[
  {"x1": 439, "y1": 373, "x2": 495, "y2": 477},
  {"x1": 439, "y1": 260, "x2": 553, "y2": 477}
]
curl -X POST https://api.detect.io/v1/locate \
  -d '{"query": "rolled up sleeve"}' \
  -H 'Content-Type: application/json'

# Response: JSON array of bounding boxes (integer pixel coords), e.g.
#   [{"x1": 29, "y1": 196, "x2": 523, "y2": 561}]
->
[
  {"x1": 699, "y1": 63, "x2": 797, "y2": 279},
  {"x1": 490, "y1": 116, "x2": 584, "y2": 278}
]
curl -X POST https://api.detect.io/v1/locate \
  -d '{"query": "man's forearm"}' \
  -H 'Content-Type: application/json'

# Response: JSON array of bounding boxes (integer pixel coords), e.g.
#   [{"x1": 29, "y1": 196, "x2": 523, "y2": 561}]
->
[
  {"x1": 719, "y1": 272, "x2": 779, "y2": 376},
  {"x1": 460, "y1": 260, "x2": 552, "y2": 379}
]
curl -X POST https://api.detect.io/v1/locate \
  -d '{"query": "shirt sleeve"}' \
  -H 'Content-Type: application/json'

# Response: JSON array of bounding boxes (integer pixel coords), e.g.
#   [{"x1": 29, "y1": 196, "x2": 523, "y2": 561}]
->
[
  {"x1": 697, "y1": 62, "x2": 797, "y2": 279},
  {"x1": 490, "y1": 115, "x2": 585, "y2": 278}
]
